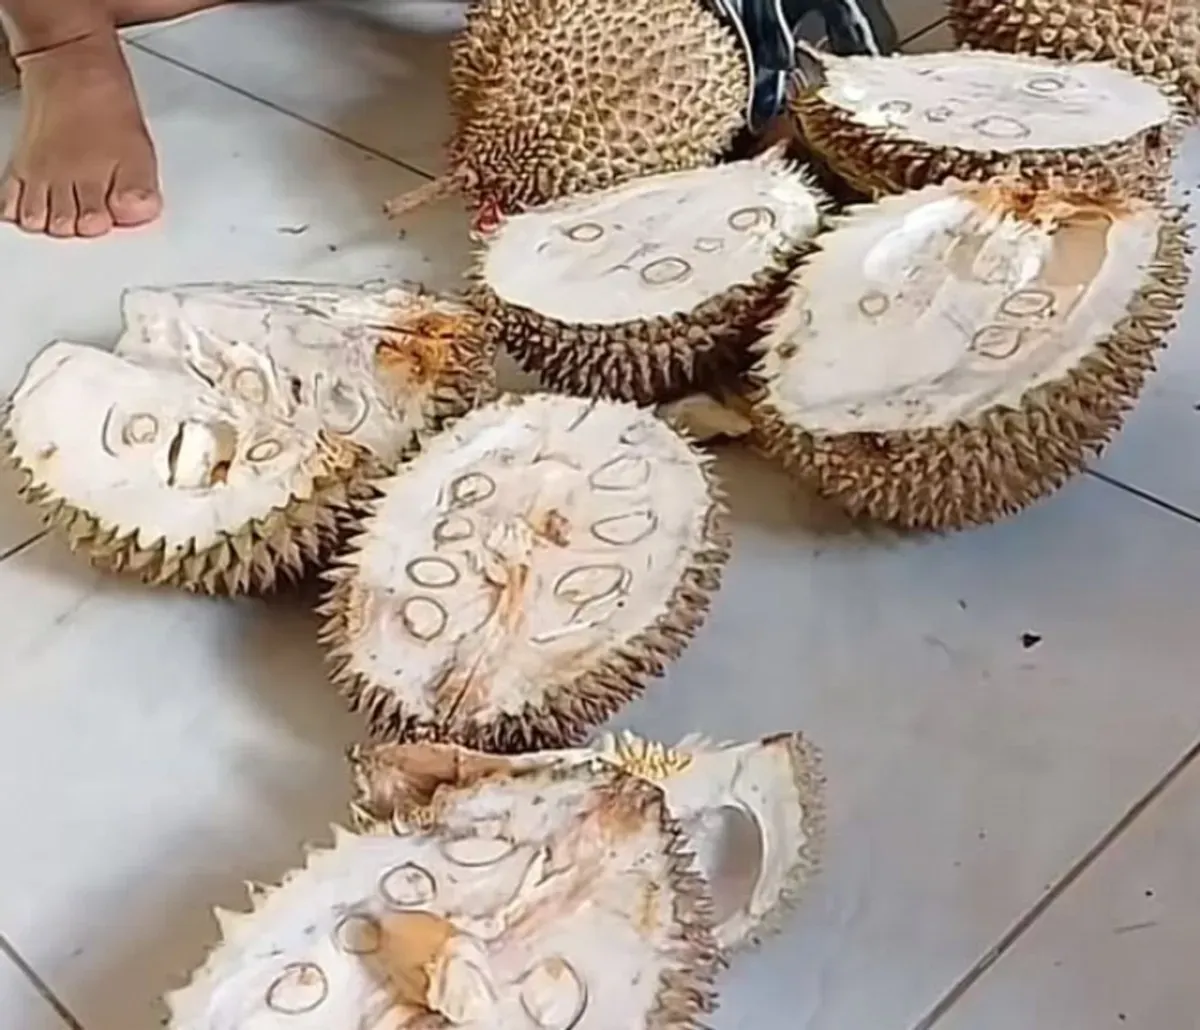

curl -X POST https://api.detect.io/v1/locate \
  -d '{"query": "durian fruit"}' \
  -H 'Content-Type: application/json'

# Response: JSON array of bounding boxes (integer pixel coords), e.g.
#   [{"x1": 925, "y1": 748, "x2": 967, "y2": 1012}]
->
[
  {"x1": 747, "y1": 179, "x2": 1190, "y2": 531},
  {"x1": 383, "y1": 0, "x2": 749, "y2": 231},
  {"x1": 350, "y1": 728, "x2": 826, "y2": 954},
  {"x1": 790, "y1": 49, "x2": 1179, "y2": 201},
  {"x1": 114, "y1": 280, "x2": 497, "y2": 470},
  {"x1": 319, "y1": 393, "x2": 731, "y2": 751},
  {"x1": 948, "y1": 0, "x2": 1200, "y2": 119},
  {"x1": 470, "y1": 155, "x2": 829, "y2": 404},
  {"x1": 4, "y1": 343, "x2": 371, "y2": 594},
  {"x1": 165, "y1": 759, "x2": 720, "y2": 1030}
]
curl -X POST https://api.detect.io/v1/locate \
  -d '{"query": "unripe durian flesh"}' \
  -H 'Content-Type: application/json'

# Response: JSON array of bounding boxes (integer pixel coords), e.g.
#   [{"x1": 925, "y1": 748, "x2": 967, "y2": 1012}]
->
[
  {"x1": 471, "y1": 155, "x2": 828, "y2": 404},
  {"x1": 165, "y1": 759, "x2": 719, "y2": 1030},
  {"x1": 791, "y1": 50, "x2": 1178, "y2": 200},
  {"x1": 319, "y1": 393, "x2": 730, "y2": 751},
  {"x1": 385, "y1": 0, "x2": 748, "y2": 230},
  {"x1": 948, "y1": 0, "x2": 1200, "y2": 119},
  {"x1": 748, "y1": 180, "x2": 1190, "y2": 531},
  {"x1": 350, "y1": 728, "x2": 826, "y2": 954}
]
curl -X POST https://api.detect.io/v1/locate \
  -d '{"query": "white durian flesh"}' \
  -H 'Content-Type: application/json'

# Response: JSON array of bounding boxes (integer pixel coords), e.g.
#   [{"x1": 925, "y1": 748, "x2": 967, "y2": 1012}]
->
[
  {"x1": 165, "y1": 760, "x2": 719, "y2": 1030},
  {"x1": 319, "y1": 393, "x2": 731, "y2": 752},
  {"x1": 349, "y1": 730, "x2": 826, "y2": 953},
  {"x1": 471, "y1": 154, "x2": 830, "y2": 404},
  {"x1": 115, "y1": 279, "x2": 498, "y2": 469},
  {"x1": 4, "y1": 342, "x2": 367, "y2": 594}
]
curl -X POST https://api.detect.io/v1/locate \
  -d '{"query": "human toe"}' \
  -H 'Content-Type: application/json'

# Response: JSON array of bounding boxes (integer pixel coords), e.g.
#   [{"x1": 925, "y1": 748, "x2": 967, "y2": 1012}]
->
[
  {"x1": 109, "y1": 158, "x2": 161, "y2": 227},
  {"x1": 0, "y1": 176, "x2": 21, "y2": 223},
  {"x1": 46, "y1": 182, "x2": 81, "y2": 238},
  {"x1": 74, "y1": 180, "x2": 115, "y2": 237},
  {"x1": 17, "y1": 181, "x2": 50, "y2": 234}
]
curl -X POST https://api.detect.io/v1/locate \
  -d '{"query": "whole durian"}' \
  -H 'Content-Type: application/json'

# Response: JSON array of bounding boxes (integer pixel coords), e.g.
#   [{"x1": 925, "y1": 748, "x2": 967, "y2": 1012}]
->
[
  {"x1": 747, "y1": 179, "x2": 1191, "y2": 531},
  {"x1": 948, "y1": 0, "x2": 1200, "y2": 118},
  {"x1": 384, "y1": 0, "x2": 749, "y2": 230}
]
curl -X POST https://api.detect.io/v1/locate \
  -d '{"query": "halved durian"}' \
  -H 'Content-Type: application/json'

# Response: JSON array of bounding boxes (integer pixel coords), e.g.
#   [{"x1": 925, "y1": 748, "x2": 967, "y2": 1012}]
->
[
  {"x1": 948, "y1": 0, "x2": 1200, "y2": 119},
  {"x1": 114, "y1": 280, "x2": 498, "y2": 470},
  {"x1": 319, "y1": 393, "x2": 730, "y2": 751},
  {"x1": 748, "y1": 180, "x2": 1190, "y2": 531},
  {"x1": 4, "y1": 343, "x2": 370, "y2": 593},
  {"x1": 350, "y1": 729, "x2": 825, "y2": 954},
  {"x1": 165, "y1": 760, "x2": 719, "y2": 1030},
  {"x1": 470, "y1": 155, "x2": 829, "y2": 405},
  {"x1": 790, "y1": 49, "x2": 1179, "y2": 201}
]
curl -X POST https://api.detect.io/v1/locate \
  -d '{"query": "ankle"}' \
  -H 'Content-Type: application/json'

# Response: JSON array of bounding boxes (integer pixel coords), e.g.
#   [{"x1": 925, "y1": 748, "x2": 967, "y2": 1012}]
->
[
  {"x1": 13, "y1": 26, "x2": 124, "y2": 69},
  {"x1": 4, "y1": 14, "x2": 118, "y2": 61}
]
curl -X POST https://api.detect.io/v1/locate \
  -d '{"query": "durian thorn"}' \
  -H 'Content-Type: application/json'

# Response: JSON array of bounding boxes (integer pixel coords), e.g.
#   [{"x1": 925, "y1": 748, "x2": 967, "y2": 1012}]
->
[{"x1": 383, "y1": 175, "x2": 459, "y2": 220}]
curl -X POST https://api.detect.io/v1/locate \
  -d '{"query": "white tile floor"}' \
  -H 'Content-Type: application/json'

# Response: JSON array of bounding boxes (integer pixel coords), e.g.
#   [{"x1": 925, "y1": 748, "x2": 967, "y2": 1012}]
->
[{"x1": 0, "y1": 3, "x2": 1198, "y2": 1029}]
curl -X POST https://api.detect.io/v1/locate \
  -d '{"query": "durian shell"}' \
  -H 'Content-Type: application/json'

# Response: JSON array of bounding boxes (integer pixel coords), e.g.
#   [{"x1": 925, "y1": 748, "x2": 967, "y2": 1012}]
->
[
  {"x1": 948, "y1": 0, "x2": 1200, "y2": 119},
  {"x1": 790, "y1": 49, "x2": 1180, "y2": 201},
  {"x1": 114, "y1": 279, "x2": 498, "y2": 471},
  {"x1": 470, "y1": 155, "x2": 829, "y2": 405},
  {"x1": 387, "y1": 0, "x2": 748, "y2": 225},
  {"x1": 748, "y1": 181, "x2": 1192, "y2": 531},
  {"x1": 349, "y1": 729, "x2": 826, "y2": 954},
  {"x1": 165, "y1": 759, "x2": 720, "y2": 1030},
  {"x1": 318, "y1": 393, "x2": 731, "y2": 752},
  {"x1": 4, "y1": 343, "x2": 374, "y2": 594}
]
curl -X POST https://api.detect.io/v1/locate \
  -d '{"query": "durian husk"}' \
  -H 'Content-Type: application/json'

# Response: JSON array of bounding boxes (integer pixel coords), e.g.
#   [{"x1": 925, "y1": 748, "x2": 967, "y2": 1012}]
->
[
  {"x1": 165, "y1": 759, "x2": 720, "y2": 1030},
  {"x1": 318, "y1": 393, "x2": 732, "y2": 752},
  {"x1": 747, "y1": 180, "x2": 1192, "y2": 531},
  {"x1": 385, "y1": 0, "x2": 748, "y2": 228},
  {"x1": 4, "y1": 342, "x2": 378, "y2": 594},
  {"x1": 790, "y1": 49, "x2": 1181, "y2": 202},
  {"x1": 469, "y1": 154, "x2": 829, "y2": 405},
  {"x1": 349, "y1": 729, "x2": 826, "y2": 955},
  {"x1": 948, "y1": 0, "x2": 1200, "y2": 119}
]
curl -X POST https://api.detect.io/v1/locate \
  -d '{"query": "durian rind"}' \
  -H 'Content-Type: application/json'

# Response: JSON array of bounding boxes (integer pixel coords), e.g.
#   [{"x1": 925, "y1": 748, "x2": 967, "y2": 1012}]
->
[
  {"x1": 791, "y1": 50, "x2": 1180, "y2": 201},
  {"x1": 319, "y1": 393, "x2": 731, "y2": 752},
  {"x1": 749, "y1": 183, "x2": 1192, "y2": 531},
  {"x1": 470, "y1": 156, "x2": 829, "y2": 405},
  {"x1": 165, "y1": 760, "x2": 720, "y2": 1030},
  {"x1": 947, "y1": 0, "x2": 1200, "y2": 118}
]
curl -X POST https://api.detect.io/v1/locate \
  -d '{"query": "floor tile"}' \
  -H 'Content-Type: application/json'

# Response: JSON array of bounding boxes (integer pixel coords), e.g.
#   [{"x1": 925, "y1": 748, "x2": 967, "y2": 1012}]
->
[
  {"x1": 3, "y1": 455, "x2": 1200, "y2": 1029},
  {"x1": 901, "y1": 16, "x2": 953, "y2": 52},
  {"x1": 935, "y1": 751, "x2": 1200, "y2": 1030},
  {"x1": 0, "y1": 946, "x2": 72, "y2": 1030},
  {"x1": 0, "y1": 42, "x2": 472, "y2": 554}
]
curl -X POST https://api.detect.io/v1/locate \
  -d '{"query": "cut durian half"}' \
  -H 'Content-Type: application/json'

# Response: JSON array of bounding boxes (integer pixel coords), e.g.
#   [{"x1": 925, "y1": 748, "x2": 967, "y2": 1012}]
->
[
  {"x1": 165, "y1": 760, "x2": 719, "y2": 1030},
  {"x1": 791, "y1": 49, "x2": 1178, "y2": 200},
  {"x1": 748, "y1": 180, "x2": 1190, "y2": 531},
  {"x1": 948, "y1": 0, "x2": 1200, "y2": 119},
  {"x1": 114, "y1": 280, "x2": 497, "y2": 470},
  {"x1": 470, "y1": 155, "x2": 829, "y2": 405},
  {"x1": 385, "y1": 0, "x2": 748, "y2": 231},
  {"x1": 319, "y1": 393, "x2": 731, "y2": 751},
  {"x1": 4, "y1": 343, "x2": 370, "y2": 593},
  {"x1": 350, "y1": 729, "x2": 825, "y2": 954}
]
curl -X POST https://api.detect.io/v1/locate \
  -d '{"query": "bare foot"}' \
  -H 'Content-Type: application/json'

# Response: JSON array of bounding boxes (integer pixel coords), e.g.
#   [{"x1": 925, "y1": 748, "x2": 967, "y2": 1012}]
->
[{"x1": 1, "y1": 30, "x2": 161, "y2": 238}]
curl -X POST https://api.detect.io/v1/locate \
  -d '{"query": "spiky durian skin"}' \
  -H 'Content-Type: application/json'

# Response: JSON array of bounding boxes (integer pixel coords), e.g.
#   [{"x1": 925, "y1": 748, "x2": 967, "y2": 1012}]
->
[
  {"x1": 470, "y1": 264, "x2": 794, "y2": 405},
  {"x1": 749, "y1": 215, "x2": 1191, "y2": 533},
  {"x1": 948, "y1": 0, "x2": 1200, "y2": 119},
  {"x1": 444, "y1": 0, "x2": 747, "y2": 214},
  {"x1": 4, "y1": 428, "x2": 373, "y2": 595},
  {"x1": 791, "y1": 86, "x2": 1177, "y2": 203}
]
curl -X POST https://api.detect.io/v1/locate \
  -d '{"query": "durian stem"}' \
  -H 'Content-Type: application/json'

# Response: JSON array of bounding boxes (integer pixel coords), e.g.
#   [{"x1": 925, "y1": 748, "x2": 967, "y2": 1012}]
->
[{"x1": 383, "y1": 175, "x2": 459, "y2": 220}]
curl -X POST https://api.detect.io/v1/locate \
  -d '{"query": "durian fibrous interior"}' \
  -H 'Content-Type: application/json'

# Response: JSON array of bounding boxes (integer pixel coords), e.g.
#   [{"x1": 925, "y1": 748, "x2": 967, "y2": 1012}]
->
[
  {"x1": 114, "y1": 280, "x2": 495, "y2": 468},
  {"x1": 166, "y1": 761, "x2": 718, "y2": 1030},
  {"x1": 321, "y1": 394, "x2": 729, "y2": 751}
]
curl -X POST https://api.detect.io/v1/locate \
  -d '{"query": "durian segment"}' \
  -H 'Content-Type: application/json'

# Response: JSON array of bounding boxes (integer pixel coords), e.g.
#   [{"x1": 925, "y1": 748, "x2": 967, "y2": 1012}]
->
[
  {"x1": 471, "y1": 156, "x2": 829, "y2": 404},
  {"x1": 948, "y1": 0, "x2": 1200, "y2": 119},
  {"x1": 351, "y1": 729, "x2": 826, "y2": 954},
  {"x1": 114, "y1": 280, "x2": 497, "y2": 469},
  {"x1": 165, "y1": 761, "x2": 719, "y2": 1030},
  {"x1": 4, "y1": 342, "x2": 368, "y2": 594},
  {"x1": 749, "y1": 181, "x2": 1190, "y2": 531},
  {"x1": 386, "y1": 0, "x2": 748, "y2": 227},
  {"x1": 320, "y1": 393, "x2": 730, "y2": 751},
  {"x1": 791, "y1": 50, "x2": 1178, "y2": 200}
]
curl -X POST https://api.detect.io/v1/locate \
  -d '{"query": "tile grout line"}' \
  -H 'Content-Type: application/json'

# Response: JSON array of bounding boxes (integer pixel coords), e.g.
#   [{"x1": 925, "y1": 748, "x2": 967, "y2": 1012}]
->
[
  {"x1": 911, "y1": 733, "x2": 1200, "y2": 1030},
  {"x1": 1084, "y1": 468, "x2": 1200, "y2": 526},
  {"x1": 0, "y1": 933, "x2": 86, "y2": 1030},
  {"x1": 0, "y1": 530, "x2": 47, "y2": 564}
]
